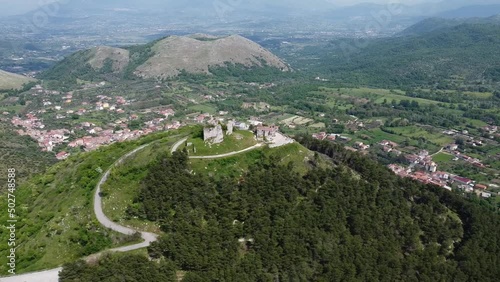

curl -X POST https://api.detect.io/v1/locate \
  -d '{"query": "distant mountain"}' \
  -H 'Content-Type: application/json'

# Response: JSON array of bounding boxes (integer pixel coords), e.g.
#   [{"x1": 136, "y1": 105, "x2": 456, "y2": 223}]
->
[
  {"x1": 41, "y1": 34, "x2": 290, "y2": 83},
  {"x1": 436, "y1": 4, "x2": 500, "y2": 18},
  {"x1": 31, "y1": 0, "x2": 335, "y2": 20},
  {"x1": 399, "y1": 15, "x2": 500, "y2": 36},
  {"x1": 320, "y1": 23, "x2": 500, "y2": 87},
  {"x1": 398, "y1": 18, "x2": 467, "y2": 37},
  {"x1": 0, "y1": 70, "x2": 35, "y2": 90},
  {"x1": 134, "y1": 35, "x2": 289, "y2": 79}
]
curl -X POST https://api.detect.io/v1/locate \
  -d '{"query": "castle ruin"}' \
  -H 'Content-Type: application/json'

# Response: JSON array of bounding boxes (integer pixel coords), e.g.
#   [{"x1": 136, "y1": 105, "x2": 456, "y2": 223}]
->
[{"x1": 203, "y1": 124, "x2": 224, "y2": 144}]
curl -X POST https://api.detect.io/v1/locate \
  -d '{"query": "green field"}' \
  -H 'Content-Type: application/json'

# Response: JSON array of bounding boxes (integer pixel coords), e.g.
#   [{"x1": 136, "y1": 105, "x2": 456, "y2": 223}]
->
[
  {"x1": 358, "y1": 128, "x2": 408, "y2": 144},
  {"x1": 465, "y1": 118, "x2": 488, "y2": 127},
  {"x1": 390, "y1": 126, "x2": 454, "y2": 146},
  {"x1": 187, "y1": 104, "x2": 217, "y2": 114},
  {"x1": 330, "y1": 87, "x2": 448, "y2": 106},
  {"x1": 433, "y1": 152, "x2": 455, "y2": 163}
]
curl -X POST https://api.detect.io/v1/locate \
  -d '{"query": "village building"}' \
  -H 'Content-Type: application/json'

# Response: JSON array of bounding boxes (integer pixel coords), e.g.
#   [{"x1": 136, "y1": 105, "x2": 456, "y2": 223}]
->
[
  {"x1": 56, "y1": 151, "x2": 70, "y2": 160},
  {"x1": 312, "y1": 132, "x2": 327, "y2": 141},
  {"x1": 474, "y1": 184, "x2": 488, "y2": 190},
  {"x1": 419, "y1": 150, "x2": 429, "y2": 157},
  {"x1": 354, "y1": 141, "x2": 370, "y2": 151},
  {"x1": 452, "y1": 176, "x2": 473, "y2": 186},
  {"x1": 432, "y1": 171, "x2": 450, "y2": 181},
  {"x1": 255, "y1": 125, "x2": 279, "y2": 139},
  {"x1": 425, "y1": 161, "x2": 438, "y2": 173},
  {"x1": 234, "y1": 122, "x2": 249, "y2": 130},
  {"x1": 248, "y1": 119, "x2": 263, "y2": 127},
  {"x1": 405, "y1": 154, "x2": 419, "y2": 164}
]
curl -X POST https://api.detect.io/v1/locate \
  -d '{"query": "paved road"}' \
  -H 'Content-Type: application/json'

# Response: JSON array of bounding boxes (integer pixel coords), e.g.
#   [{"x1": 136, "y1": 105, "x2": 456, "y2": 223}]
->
[
  {"x1": 0, "y1": 268, "x2": 63, "y2": 282},
  {"x1": 188, "y1": 143, "x2": 263, "y2": 159},
  {"x1": 93, "y1": 143, "x2": 159, "y2": 252},
  {"x1": 171, "y1": 137, "x2": 188, "y2": 154}
]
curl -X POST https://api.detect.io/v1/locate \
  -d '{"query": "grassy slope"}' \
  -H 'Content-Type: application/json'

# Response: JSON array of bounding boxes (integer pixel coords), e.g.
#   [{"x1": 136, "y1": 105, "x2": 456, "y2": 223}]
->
[
  {"x1": 183, "y1": 130, "x2": 257, "y2": 156},
  {"x1": 0, "y1": 70, "x2": 35, "y2": 90},
  {"x1": 0, "y1": 130, "x2": 181, "y2": 274},
  {"x1": 0, "y1": 121, "x2": 56, "y2": 184}
]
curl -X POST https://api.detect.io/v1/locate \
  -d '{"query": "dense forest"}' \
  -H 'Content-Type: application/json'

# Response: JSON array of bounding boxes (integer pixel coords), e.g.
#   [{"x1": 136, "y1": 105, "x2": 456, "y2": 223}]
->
[
  {"x1": 62, "y1": 138, "x2": 500, "y2": 281},
  {"x1": 59, "y1": 254, "x2": 177, "y2": 282}
]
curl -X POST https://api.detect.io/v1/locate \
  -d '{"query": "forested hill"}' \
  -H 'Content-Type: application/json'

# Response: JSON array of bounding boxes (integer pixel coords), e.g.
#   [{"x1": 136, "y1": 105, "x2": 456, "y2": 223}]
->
[
  {"x1": 398, "y1": 15, "x2": 500, "y2": 37},
  {"x1": 40, "y1": 34, "x2": 289, "y2": 89},
  {"x1": 321, "y1": 22, "x2": 500, "y2": 89},
  {"x1": 61, "y1": 136, "x2": 500, "y2": 281}
]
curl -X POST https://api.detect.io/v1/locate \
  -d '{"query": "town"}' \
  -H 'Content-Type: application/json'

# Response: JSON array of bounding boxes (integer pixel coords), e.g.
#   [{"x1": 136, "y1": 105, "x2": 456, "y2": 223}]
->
[{"x1": 312, "y1": 131, "x2": 497, "y2": 198}]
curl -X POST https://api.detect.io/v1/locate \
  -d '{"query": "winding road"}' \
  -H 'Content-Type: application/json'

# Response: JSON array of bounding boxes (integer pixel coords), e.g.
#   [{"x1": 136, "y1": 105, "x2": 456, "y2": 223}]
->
[
  {"x1": 1, "y1": 137, "x2": 259, "y2": 282},
  {"x1": 93, "y1": 144, "x2": 159, "y2": 251},
  {"x1": 1, "y1": 143, "x2": 160, "y2": 282}
]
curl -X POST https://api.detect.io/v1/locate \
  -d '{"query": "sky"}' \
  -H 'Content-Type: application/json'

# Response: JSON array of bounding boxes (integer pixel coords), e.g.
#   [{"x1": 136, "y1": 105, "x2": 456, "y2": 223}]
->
[{"x1": 0, "y1": 0, "x2": 498, "y2": 16}]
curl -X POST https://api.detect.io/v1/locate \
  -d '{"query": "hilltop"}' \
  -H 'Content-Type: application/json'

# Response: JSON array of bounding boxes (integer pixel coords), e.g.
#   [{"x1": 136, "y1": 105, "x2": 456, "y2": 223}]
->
[
  {"x1": 40, "y1": 34, "x2": 290, "y2": 85},
  {"x1": 61, "y1": 135, "x2": 500, "y2": 281},
  {"x1": 0, "y1": 128, "x2": 323, "y2": 273},
  {"x1": 135, "y1": 35, "x2": 289, "y2": 78},
  {"x1": 0, "y1": 70, "x2": 35, "y2": 90}
]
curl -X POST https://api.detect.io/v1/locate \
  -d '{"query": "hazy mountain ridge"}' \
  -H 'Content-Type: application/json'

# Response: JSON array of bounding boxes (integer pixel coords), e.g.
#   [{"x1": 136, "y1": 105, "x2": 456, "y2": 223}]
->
[
  {"x1": 436, "y1": 4, "x2": 500, "y2": 18},
  {"x1": 399, "y1": 15, "x2": 500, "y2": 36}
]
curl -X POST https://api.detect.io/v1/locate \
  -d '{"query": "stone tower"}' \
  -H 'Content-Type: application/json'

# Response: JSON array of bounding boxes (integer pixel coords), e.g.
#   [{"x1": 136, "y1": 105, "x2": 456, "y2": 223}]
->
[
  {"x1": 227, "y1": 120, "x2": 234, "y2": 135},
  {"x1": 203, "y1": 125, "x2": 224, "y2": 144}
]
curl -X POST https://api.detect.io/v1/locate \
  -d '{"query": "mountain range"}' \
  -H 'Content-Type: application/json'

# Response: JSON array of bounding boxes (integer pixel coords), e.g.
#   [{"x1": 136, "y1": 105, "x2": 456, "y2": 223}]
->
[{"x1": 8, "y1": 0, "x2": 500, "y2": 25}]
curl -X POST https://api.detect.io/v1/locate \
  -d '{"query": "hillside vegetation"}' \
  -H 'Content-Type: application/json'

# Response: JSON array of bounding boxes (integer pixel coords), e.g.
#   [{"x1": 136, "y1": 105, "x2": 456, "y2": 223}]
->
[
  {"x1": 0, "y1": 121, "x2": 56, "y2": 185},
  {"x1": 320, "y1": 22, "x2": 500, "y2": 89},
  {"x1": 398, "y1": 15, "x2": 500, "y2": 36},
  {"x1": 87, "y1": 46, "x2": 130, "y2": 73},
  {"x1": 62, "y1": 136, "x2": 500, "y2": 281},
  {"x1": 134, "y1": 35, "x2": 289, "y2": 79},
  {"x1": 0, "y1": 131, "x2": 177, "y2": 273},
  {"x1": 0, "y1": 70, "x2": 35, "y2": 90}
]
